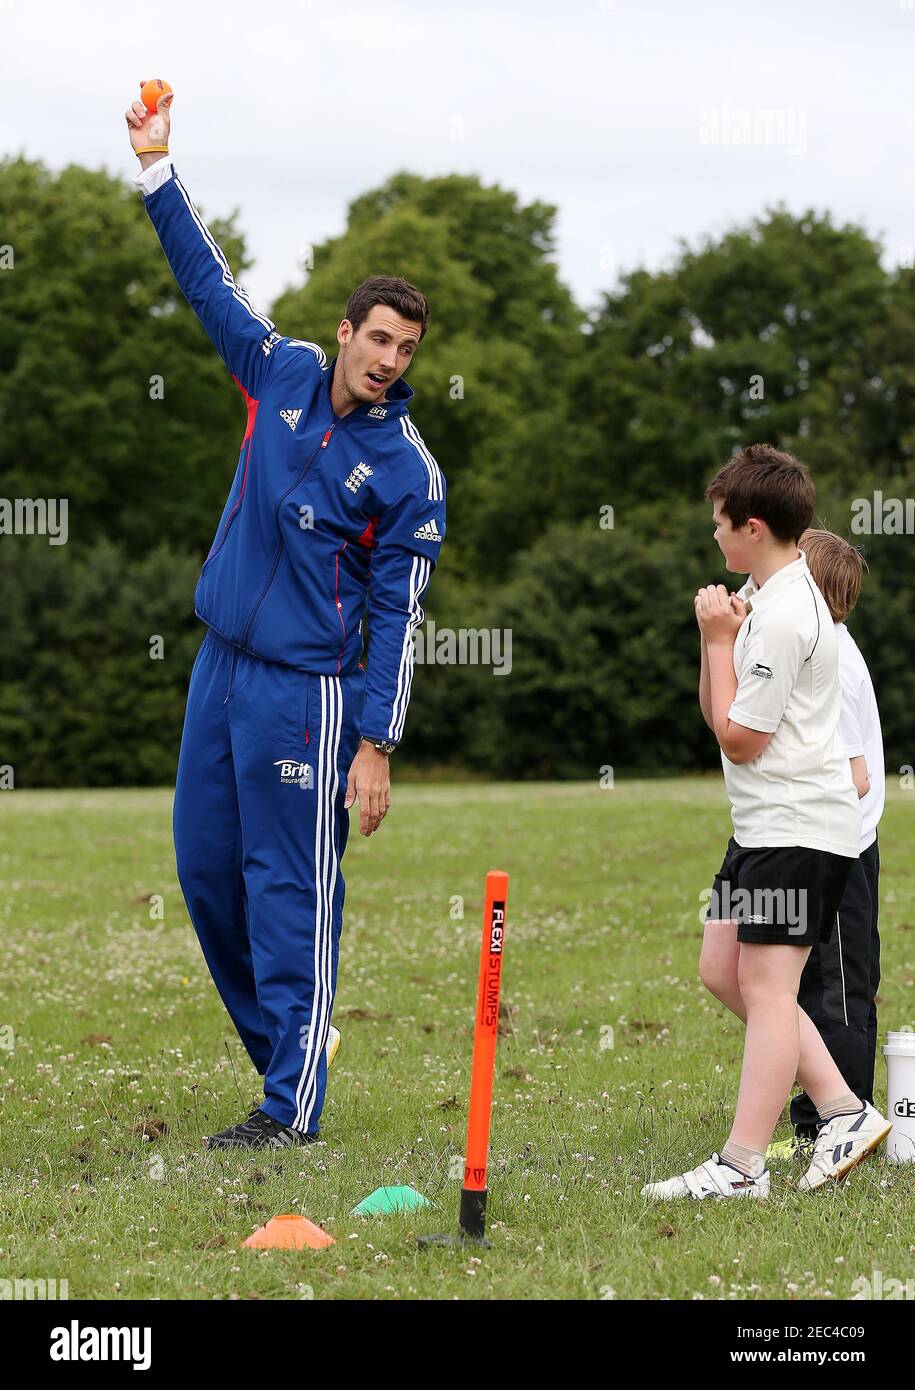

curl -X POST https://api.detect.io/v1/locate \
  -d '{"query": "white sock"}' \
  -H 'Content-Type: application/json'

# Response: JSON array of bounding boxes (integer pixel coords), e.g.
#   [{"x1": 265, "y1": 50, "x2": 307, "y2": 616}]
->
[
  {"x1": 817, "y1": 1093, "x2": 864, "y2": 1123},
  {"x1": 721, "y1": 1140, "x2": 767, "y2": 1178}
]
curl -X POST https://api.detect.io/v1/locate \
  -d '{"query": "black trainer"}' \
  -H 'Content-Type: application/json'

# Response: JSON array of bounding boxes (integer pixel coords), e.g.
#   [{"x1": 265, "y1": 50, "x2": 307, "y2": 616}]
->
[{"x1": 204, "y1": 1108, "x2": 318, "y2": 1150}]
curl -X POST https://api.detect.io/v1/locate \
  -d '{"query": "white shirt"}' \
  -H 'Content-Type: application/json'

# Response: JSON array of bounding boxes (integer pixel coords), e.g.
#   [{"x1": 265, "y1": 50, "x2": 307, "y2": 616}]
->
[
  {"x1": 722, "y1": 552, "x2": 861, "y2": 858},
  {"x1": 133, "y1": 153, "x2": 174, "y2": 195},
  {"x1": 835, "y1": 623, "x2": 885, "y2": 850}
]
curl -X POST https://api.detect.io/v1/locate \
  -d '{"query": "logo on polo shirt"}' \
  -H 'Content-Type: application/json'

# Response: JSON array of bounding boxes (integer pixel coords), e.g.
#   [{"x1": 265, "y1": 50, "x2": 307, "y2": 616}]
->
[
  {"x1": 368, "y1": 405, "x2": 388, "y2": 419},
  {"x1": 749, "y1": 662, "x2": 774, "y2": 679},
  {"x1": 414, "y1": 518, "x2": 442, "y2": 543},
  {"x1": 279, "y1": 409, "x2": 303, "y2": 432}
]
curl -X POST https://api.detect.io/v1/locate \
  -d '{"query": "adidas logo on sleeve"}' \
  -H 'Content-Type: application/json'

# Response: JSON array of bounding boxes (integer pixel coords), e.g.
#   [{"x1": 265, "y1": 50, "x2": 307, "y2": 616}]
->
[{"x1": 413, "y1": 518, "x2": 442, "y2": 543}]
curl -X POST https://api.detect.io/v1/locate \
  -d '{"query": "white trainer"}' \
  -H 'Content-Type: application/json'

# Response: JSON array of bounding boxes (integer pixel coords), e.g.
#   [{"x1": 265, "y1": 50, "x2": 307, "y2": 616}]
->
[
  {"x1": 641, "y1": 1153, "x2": 770, "y2": 1200},
  {"x1": 796, "y1": 1101, "x2": 892, "y2": 1192}
]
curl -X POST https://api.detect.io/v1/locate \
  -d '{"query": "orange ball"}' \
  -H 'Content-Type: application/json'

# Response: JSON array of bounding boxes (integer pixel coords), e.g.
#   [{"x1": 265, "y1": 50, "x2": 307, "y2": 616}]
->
[{"x1": 140, "y1": 78, "x2": 173, "y2": 114}]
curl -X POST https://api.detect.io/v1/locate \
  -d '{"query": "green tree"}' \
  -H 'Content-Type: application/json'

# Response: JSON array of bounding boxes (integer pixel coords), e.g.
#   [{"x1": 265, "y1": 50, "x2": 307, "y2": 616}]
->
[
  {"x1": 570, "y1": 208, "x2": 910, "y2": 521},
  {"x1": 395, "y1": 502, "x2": 727, "y2": 779},
  {"x1": 0, "y1": 156, "x2": 262, "y2": 556},
  {"x1": 272, "y1": 172, "x2": 587, "y2": 577},
  {"x1": 0, "y1": 539, "x2": 201, "y2": 786}
]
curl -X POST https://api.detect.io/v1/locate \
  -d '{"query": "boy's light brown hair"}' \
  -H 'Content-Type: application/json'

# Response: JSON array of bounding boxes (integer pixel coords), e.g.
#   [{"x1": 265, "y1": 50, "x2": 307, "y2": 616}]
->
[
  {"x1": 705, "y1": 443, "x2": 816, "y2": 542},
  {"x1": 800, "y1": 528, "x2": 865, "y2": 623}
]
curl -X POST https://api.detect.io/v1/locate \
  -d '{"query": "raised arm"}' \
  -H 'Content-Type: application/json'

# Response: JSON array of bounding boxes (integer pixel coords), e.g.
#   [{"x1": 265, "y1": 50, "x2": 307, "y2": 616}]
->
[{"x1": 124, "y1": 84, "x2": 297, "y2": 398}]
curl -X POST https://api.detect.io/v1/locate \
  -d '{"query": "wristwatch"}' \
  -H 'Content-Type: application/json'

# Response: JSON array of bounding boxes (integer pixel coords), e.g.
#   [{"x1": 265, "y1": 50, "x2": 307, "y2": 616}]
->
[{"x1": 361, "y1": 736, "x2": 396, "y2": 756}]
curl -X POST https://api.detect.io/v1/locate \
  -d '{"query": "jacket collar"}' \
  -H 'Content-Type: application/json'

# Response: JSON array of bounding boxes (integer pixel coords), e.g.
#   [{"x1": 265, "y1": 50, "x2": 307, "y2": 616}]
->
[
  {"x1": 322, "y1": 356, "x2": 414, "y2": 421},
  {"x1": 739, "y1": 550, "x2": 809, "y2": 614}
]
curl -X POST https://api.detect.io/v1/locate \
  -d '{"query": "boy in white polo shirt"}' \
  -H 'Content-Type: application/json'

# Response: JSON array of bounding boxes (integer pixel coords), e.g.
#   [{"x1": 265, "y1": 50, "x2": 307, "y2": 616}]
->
[
  {"x1": 642, "y1": 445, "x2": 891, "y2": 1201},
  {"x1": 789, "y1": 530, "x2": 885, "y2": 1143}
]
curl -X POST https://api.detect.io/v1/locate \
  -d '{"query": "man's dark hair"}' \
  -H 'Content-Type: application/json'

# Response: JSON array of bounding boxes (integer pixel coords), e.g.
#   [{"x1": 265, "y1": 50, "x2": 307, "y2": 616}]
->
[
  {"x1": 705, "y1": 443, "x2": 816, "y2": 542},
  {"x1": 344, "y1": 275, "x2": 430, "y2": 340}
]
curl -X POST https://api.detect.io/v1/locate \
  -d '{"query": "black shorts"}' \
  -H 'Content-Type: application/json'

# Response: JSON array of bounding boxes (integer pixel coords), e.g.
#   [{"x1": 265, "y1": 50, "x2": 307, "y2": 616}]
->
[{"x1": 705, "y1": 837, "x2": 855, "y2": 945}]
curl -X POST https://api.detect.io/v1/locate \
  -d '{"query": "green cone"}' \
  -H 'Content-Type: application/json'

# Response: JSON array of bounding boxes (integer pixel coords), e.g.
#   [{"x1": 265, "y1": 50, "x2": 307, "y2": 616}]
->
[{"x1": 351, "y1": 1185, "x2": 433, "y2": 1216}]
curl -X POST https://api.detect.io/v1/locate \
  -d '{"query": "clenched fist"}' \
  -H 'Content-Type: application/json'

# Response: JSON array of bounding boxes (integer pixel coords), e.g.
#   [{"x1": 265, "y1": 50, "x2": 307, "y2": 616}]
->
[{"x1": 694, "y1": 584, "x2": 747, "y2": 646}]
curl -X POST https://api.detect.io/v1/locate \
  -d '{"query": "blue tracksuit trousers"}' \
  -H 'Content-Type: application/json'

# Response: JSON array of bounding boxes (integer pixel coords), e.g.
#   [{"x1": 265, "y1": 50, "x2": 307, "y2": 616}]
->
[{"x1": 173, "y1": 629, "x2": 364, "y2": 1134}]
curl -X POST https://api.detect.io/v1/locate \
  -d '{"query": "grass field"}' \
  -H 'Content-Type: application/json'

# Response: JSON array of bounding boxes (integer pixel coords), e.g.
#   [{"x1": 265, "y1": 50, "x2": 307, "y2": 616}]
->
[{"x1": 1, "y1": 778, "x2": 914, "y2": 1302}]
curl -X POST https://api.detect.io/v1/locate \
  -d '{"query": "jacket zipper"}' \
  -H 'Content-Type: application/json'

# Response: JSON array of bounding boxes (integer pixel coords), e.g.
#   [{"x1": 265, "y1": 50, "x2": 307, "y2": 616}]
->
[{"x1": 238, "y1": 422, "x2": 337, "y2": 650}]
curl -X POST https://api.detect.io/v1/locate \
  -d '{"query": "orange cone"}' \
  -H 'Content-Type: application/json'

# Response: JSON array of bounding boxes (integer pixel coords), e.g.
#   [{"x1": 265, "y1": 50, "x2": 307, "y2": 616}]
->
[{"x1": 242, "y1": 1214, "x2": 335, "y2": 1250}]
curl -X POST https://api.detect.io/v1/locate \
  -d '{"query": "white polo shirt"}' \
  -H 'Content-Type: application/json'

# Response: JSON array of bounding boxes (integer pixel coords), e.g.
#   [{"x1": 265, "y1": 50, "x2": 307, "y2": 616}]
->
[
  {"x1": 835, "y1": 623, "x2": 885, "y2": 851},
  {"x1": 723, "y1": 553, "x2": 861, "y2": 858}
]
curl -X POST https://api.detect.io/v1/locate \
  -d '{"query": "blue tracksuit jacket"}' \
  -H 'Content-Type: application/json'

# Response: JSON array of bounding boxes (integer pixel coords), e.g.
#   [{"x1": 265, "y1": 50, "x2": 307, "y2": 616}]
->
[
  {"x1": 137, "y1": 158, "x2": 445, "y2": 1135},
  {"x1": 139, "y1": 161, "x2": 445, "y2": 745}
]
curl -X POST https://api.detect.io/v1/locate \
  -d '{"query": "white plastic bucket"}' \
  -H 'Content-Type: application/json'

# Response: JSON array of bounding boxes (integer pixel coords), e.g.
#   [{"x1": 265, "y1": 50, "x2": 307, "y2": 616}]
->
[{"x1": 883, "y1": 1031, "x2": 915, "y2": 1163}]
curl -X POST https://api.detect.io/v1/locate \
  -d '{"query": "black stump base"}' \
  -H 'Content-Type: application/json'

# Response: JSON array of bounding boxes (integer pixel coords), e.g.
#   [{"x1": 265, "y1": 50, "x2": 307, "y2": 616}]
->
[{"x1": 417, "y1": 1186, "x2": 491, "y2": 1250}]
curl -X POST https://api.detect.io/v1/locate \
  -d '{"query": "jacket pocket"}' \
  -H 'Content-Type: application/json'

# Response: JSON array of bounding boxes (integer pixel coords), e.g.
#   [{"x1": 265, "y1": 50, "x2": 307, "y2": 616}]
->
[
  {"x1": 200, "y1": 506, "x2": 241, "y2": 575},
  {"x1": 201, "y1": 437, "x2": 254, "y2": 574}
]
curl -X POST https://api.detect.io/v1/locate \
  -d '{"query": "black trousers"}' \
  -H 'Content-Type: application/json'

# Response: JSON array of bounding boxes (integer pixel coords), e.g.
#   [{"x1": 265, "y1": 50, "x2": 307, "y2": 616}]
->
[{"x1": 791, "y1": 837, "x2": 881, "y2": 1135}]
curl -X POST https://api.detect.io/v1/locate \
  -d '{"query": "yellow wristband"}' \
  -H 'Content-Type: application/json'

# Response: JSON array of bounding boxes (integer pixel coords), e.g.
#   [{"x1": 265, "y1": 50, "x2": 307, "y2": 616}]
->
[{"x1": 135, "y1": 145, "x2": 169, "y2": 156}]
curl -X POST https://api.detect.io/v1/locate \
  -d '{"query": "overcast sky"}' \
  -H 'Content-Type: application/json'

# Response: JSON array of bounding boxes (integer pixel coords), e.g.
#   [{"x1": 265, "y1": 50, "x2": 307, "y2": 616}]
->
[{"x1": 3, "y1": 0, "x2": 914, "y2": 316}]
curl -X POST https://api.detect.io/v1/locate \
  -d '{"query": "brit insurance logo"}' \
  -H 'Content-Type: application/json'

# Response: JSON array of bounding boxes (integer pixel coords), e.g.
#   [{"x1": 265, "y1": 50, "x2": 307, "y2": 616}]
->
[
  {"x1": 273, "y1": 759, "x2": 314, "y2": 788},
  {"x1": 367, "y1": 405, "x2": 387, "y2": 419},
  {"x1": 344, "y1": 461, "x2": 373, "y2": 494}
]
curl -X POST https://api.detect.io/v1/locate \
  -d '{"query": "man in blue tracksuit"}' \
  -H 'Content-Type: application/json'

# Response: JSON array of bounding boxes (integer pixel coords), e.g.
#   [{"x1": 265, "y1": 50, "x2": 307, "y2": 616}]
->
[{"x1": 126, "y1": 91, "x2": 445, "y2": 1148}]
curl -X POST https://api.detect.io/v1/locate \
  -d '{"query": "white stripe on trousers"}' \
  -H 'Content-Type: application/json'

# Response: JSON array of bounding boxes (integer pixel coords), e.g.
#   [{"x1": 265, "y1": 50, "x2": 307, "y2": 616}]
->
[
  {"x1": 294, "y1": 676, "x2": 343, "y2": 1131},
  {"x1": 388, "y1": 555, "x2": 430, "y2": 742}
]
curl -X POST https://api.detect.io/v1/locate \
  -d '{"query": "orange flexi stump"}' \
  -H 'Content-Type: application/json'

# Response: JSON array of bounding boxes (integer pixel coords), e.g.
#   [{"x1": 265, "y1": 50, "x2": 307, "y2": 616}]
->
[{"x1": 418, "y1": 870, "x2": 509, "y2": 1250}]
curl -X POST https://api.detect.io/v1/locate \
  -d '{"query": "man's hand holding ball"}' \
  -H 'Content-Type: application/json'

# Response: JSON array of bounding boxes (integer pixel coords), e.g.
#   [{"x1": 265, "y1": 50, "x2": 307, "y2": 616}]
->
[{"x1": 125, "y1": 78, "x2": 174, "y2": 164}]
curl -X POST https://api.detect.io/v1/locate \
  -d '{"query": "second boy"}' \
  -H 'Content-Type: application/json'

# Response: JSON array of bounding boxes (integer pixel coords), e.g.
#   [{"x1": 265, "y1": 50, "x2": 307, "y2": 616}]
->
[{"x1": 642, "y1": 445, "x2": 891, "y2": 1200}]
